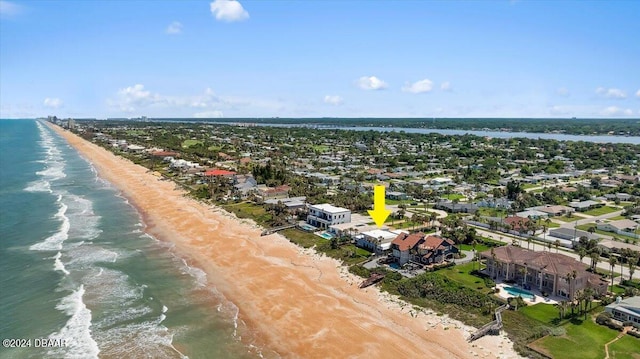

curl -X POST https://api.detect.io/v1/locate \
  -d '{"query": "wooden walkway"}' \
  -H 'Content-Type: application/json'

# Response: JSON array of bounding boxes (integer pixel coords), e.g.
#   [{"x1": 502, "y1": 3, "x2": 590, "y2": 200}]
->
[
  {"x1": 468, "y1": 304, "x2": 509, "y2": 342},
  {"x1": 261, "y1": 224, "x2": 297, "y2": 236}
]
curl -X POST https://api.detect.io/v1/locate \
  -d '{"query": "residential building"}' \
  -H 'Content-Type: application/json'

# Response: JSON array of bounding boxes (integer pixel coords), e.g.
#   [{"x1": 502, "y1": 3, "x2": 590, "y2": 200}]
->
[
  {"x1": 259, "y1": 184, "x2": 291, "y2": 199},
  {"x1": 605, "y1": 296, "x2": 640, "y2": 328},
  {"x1": 479, "y1": 246, "x2": 607, "y2": 300},
  {"x1": 569, "y1": 200, "x2": 602, "y2": 212},
  {"x1": 548, "y1": 228, "x2": 599, "y2": 244},
  {"x1": 503, "y1": 216, "x2": 531, "y2": 232},
  {"x1": 535, "y1": 205, "x2": 575, "y2": 217},
  {"x1": 516, "y1": 210, "x2": 549, "y2": 220},
  {"x1": 435, "y1": 200, "x2": 478, "y2": 214},
  {"x1": 306, "y1": 203, "x2": 351, "y2": 229},
  {"x1": 391, "y1": 233, "x2": 458, "y2": 266},
  {"x1": 597, "y1": 219, "x2": 639, "y2": 238},
  {"x1": 356, "y1": 229, "x2": 408, "y2": 253},
  {"x1": 386, "y1": 191, "x2": 409, "y2": 201}
]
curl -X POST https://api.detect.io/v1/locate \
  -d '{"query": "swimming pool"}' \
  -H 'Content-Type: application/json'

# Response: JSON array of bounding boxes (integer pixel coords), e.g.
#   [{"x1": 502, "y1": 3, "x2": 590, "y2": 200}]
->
[
  {"x1": 319, "y1": 232, "x2": 334, "y2": 239},
  {"x1": 299, "y1": 224, "x2": 316, "y2": 231},
  {"x1": 503, "y1": 286, "x2": 535, "y2": 300}
]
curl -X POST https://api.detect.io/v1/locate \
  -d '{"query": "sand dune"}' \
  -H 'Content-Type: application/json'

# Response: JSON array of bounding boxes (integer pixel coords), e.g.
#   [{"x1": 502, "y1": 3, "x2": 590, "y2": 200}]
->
[{"x1": 48, "y1": 122, "x2": 522, "y2": 359}]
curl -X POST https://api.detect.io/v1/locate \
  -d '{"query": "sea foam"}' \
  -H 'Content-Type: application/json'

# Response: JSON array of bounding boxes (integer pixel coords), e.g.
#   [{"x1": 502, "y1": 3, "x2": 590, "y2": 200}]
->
[
  {"x1": 48, "y1": 285, "x2": 100, "y2": 359},
  {"x1": 30, "y1": 202, "x2": 70, "y2": 251}
]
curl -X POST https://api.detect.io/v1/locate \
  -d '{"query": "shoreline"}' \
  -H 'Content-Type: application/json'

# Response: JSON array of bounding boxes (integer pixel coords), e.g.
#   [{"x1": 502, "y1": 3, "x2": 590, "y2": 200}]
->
[{"x1": 46, "y1": 121, "x2": 523, "y2": 359}]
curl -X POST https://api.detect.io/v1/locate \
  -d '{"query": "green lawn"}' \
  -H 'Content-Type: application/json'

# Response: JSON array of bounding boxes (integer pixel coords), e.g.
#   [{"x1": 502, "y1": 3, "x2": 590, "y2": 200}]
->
[
  {"x1": 577, "y1": 224, "x2": 638, "y2": 242},
  {"x1": 182, "y1": 139, "x2": 203, "y2": 148},
  {"x1": 207, "y1": 145, "x2": 222, "y2": 151},
  {"x1": 608, "y1": 215, "x2": 628, "y2": 221},
  {"x1": 280, "y1": 228, "x2": 319, "y2": 248},
  {"x1": 608, "y1": 335, "x2": 640, "y2": 359},
  {"x1": 555, "y1": 214, "x2": 587, "y2": 222},
  {"x1": 583, "y1": 206, "x2": 619, "y2": 216},
  {"x1": 546, "y1": 221, "x2": 561, "y2": 228},
  {"x1": 222, "y1": 202, "x2": 272, "y2": 225},
  {"x1": 520, "y1": 303, "x2": 565, "y2": 325},
  {"x1": 439, "y1": 262, "x2": 489, "y2": 291},
  {"x1": 441, "y1": 193, "x2": 466, "y2": 201},
  {"x1": 458, "y1": 243, "x2": 491, "y2": 253},
  {"x1": 477, "y1": 208, "x2": 507, "y2": 218},
  {"x1": 536, "y1": 316, "x2": 620, "y2": 359}
]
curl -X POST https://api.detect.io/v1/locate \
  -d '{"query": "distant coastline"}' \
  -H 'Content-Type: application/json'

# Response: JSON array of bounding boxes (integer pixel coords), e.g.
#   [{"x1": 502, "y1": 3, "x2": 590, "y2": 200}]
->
[{"x1": 130, "y1": 117, "x2": 640, "y2": 137}]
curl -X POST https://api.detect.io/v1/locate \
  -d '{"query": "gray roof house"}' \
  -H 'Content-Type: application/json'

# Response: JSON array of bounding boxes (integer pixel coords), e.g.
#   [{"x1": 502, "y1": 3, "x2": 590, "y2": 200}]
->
[{"x1": 605, "y1": 296, "x2": 640, "y2": 328}]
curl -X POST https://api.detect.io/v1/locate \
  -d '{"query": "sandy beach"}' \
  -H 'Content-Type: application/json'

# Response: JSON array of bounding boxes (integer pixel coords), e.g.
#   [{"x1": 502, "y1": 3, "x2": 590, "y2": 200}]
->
[{"x1": 47, "y1": 122, "x2": 523, "y2": 359}]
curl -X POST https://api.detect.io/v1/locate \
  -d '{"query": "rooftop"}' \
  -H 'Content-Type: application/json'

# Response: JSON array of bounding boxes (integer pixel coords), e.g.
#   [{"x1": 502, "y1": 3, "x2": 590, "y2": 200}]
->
[{"x1": 309, "y1": 203, "x2": 350, "y2": 214}]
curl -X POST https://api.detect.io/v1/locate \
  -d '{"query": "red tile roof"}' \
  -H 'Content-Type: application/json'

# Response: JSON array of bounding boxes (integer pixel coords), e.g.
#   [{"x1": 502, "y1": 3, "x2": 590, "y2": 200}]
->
[
  {"x1": 504, "y1": 216, "x2": 530, "y2": 230},
  {"x1": 392, "y1": 232, "x2": 425, "y2": 251}
]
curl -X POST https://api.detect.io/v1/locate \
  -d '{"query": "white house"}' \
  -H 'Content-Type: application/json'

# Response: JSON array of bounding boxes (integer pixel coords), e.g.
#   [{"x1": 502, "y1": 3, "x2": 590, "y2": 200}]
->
[
  {"x1": 597, "y1": 219, "x2": 640, "y2": 239},
  {"x1": 356, "y1": 229, "x2": 408, "y2": 253},
  {"x1": 605, "y1": 296, "x2": 640, "y2": 328},
  {"x1": 306, "y1": 203, "x2": 351, "y2": 229}
]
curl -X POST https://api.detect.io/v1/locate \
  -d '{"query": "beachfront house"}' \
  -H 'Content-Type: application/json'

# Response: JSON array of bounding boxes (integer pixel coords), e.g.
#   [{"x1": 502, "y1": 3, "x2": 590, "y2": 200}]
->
[
  {"x1": 356, "y1": 229, "x2": 408, "y2": 254},
  {"x1": 479, "y1": 246, "x2": 607, "y2": 301},
  {"x1": 391, "y1": 233, "x2": 458, "y2": 266},
  {"x1": 306, "y1": 203, "x2": 351, "y2": 230},
  {"x1": 604, "y1": 296, "x2": 640, "y2": 328}
]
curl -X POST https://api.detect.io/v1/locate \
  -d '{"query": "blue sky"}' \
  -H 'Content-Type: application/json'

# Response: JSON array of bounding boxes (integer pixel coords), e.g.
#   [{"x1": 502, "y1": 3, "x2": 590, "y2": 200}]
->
[{"x1": 1, "y1": 0, "x2": 639, "y2": 119}]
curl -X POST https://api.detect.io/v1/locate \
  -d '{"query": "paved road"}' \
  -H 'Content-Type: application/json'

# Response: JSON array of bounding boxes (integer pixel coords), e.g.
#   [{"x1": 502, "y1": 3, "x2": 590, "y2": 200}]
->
[{"x1": 454, "y1": 250, "x2": 475, "y2": 264}]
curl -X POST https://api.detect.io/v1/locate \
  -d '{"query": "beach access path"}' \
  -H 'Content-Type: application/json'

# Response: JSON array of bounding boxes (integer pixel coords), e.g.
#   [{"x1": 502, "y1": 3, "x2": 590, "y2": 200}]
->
[{"x1": 47, "y1": 122, "x2": 522, "y2": 359}]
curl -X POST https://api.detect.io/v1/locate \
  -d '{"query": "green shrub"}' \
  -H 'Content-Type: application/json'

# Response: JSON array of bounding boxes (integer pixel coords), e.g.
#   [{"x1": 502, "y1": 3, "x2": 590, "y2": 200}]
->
[{"x1": 349, "y1": 265, "x2": 370, "y2": 278}]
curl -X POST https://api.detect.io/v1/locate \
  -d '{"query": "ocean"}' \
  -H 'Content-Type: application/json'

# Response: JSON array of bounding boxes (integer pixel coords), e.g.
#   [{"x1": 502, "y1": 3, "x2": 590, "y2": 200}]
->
[{"x1": 0, "y1": 120, "x2": 272, "y2": 359}]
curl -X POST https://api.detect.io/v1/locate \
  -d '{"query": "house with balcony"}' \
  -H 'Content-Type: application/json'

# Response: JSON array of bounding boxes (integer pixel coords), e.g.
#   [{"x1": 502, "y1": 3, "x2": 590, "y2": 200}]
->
[
  {"x1": 391, "y1": 232, "x2": 458, "y2": 266},
  {"x1": 479, "y1": 246, "x2": 607, "y2": 301},
  {"x1": 306, "y1": 203, "x2": 351, "y2": 230}
]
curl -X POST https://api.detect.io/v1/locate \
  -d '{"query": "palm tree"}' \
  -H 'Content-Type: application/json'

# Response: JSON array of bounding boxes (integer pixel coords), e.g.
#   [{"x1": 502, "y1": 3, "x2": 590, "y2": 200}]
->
[
  {"x1": 555, "y1": 239, "x2": 561, "y2": 253},
  {"x1": 627, "y1": 251, "x2": 638, "y2": 281},
  {"x1": 491, "y1": 247, "x2": 497, "y2": 279},
  {"x1": 429, "y1": 212, "x2": 438, "y2": 229},
  {"x1": 590, "y1": 249, "x2": 601, "y2": 271},
  {"x1": 578, "y1": 247, "x2": 587, "y2": 263},
  {"x1": 471, "y1": 239, "x2": 478, "y2": 271},
  {"x1": 527, "y1": 237, "x2": 532, "y2": 250},
  {"x1": 609, "y1": 255, "x2": 618, "y2": 292}
]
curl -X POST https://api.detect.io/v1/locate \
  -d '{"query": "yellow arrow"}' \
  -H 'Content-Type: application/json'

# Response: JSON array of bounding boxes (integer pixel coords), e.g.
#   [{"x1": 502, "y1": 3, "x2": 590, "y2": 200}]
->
[{"x1": 368, "y1": 185, "x2": 391, "y2": 227}]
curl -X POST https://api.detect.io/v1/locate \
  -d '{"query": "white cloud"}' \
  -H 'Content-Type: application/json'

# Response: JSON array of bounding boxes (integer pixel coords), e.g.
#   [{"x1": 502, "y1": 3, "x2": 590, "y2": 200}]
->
[
  {"x1": 193, "y1": 110, "x2": 224, "y2": 118},
  {"x1": 402, "y1": 79, "x2": 433, "y2": 94},
  {"x1": 43, "y1": 98, "x2": 63, "y2": 108},
  {"x1": 107, "y1": 84, "x2": 285, "y2": 116},
  {"x1": 0, "y1": 1, "x2": 22, "y2": 16},
  {"x1": 356, "y1": 76, "x2": 388, "y2": 91},
  {"x1": 323, "y1": 95, "x2": 343, "y2": 105},
  {"x1": 636, "y1": 89, "x2": 640, "y2": 98},
  {"x1": 210, "y1": 0, "x2": 249, "y2": 22},
  {"x1": 601, "y1": 106, "x2": 633, "y2": 116},
  {"x1": 166, "y1": 21, "x2": 182, "y2": 34},
  {"x1": 556, "y1": 87, "x2": 570, "y2": 96},
  {"x1": 440, "y1": 81, "x2": 452, "y2": 91},
  {"x1": 595, "y1": 87, "x2": 626, "y2": 99}
]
